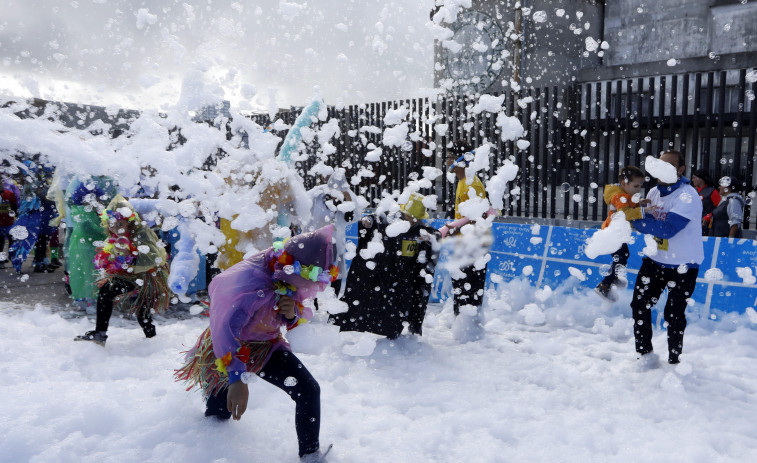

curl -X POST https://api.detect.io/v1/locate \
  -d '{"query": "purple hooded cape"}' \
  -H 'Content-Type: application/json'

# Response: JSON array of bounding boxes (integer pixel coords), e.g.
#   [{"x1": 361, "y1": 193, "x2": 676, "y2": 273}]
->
[{"x1": 208, "y1": 225, "x2": 335, "y2": 382}]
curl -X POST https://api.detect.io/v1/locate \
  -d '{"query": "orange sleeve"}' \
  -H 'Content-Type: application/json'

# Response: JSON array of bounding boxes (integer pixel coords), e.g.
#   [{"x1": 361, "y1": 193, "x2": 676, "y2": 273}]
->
[
  {"x1": 609, "y1": 193, "x2": 631, "y2": 211},
  {"x1": 611, "y1": 193, "x2": 643, "y2": 221}
]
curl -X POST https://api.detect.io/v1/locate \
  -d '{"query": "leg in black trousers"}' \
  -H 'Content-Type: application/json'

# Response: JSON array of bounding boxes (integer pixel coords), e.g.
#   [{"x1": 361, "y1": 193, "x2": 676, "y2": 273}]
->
[
  {"x1": 630, "y1": 258, "x2": 698, "y2": 363},
  {"x1": 662, "y1": 265, "x2": 698, "y2": 363},
  {"x1": 600, "y1": 243, "x2": 630, "y2": 287},
  {"x1": 0, "y1": 233, "x2": 11, "y2": 264},
  {"x1": 630, "y1": 258, "x2": 667, "y2": 356},
  {"x1": 258, "y1": 350, "x2": 321, "y2": 458},
  {"x1": 95, "y1": 278, "x2": 155, "y2": 337},
  {"x1": 33, "y1": 233, "x2": 49, "y2": 268},
  {"x1": 205, "y1": 386, "x2": 231, "y2": 419},
  {"x1": 452, "y1": 264, "x2": 487, "y2": 316},
  {"x1": 205, "y1": 349, "x2": 322, "y2": 456}
]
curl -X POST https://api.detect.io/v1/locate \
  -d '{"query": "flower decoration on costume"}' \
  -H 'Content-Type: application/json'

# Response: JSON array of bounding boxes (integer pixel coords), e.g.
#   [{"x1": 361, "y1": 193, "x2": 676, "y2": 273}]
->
[
  {"x1": 215, "y1": 345, "x2": 256, "y2": 377},
  {"x1": 235, "y1": 345, "x2": 252, "y2": 364},
  {"x1": 278, "y1": 252, "x2": 294, "y2": 266},
  {"x1": 214, "y1": 351, "x2": 232, "y2": 376},
  {"x1": 287, "y1": 316, "x2": 308, "y2": 330},
  {"x1": 273, "y1": 281, "x2": 297, "y2": 297},
  {"x1": 94, "y1": 236, "x2": 138, "y2": 273},
  {"x1": 269, "y1": 246, "x2": 339, "y2": 285},
  {"x1": 100, "y1": 207, "x2": 141, "y2": 228}
]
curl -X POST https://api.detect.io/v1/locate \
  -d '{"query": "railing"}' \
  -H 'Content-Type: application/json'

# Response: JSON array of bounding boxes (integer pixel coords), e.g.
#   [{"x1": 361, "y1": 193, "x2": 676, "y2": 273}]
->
[{"x1": 252, "y1": 66, "x2": 757, "y2": 227}]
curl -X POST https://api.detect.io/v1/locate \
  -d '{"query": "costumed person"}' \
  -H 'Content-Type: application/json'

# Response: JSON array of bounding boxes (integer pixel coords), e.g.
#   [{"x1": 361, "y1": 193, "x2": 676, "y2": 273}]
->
[
  {"x1": 216, "y1": 163, "x2": 310, "y2": 271},
  {"x1": 690, "y1": 169, "x2": 721, "y2": 236},
  {"x1": 0, "y1": 176, "x2": 20, "y2": 269},
  {"x1": 215, "y1": 97, "x2": 318, "y2": 271},
  {"x1": 305, "y1": 167, "x2": 356, "y2": 301},
  {"x1": 630, "y1": 151, "x2": 703, "y2": 366},
  {"x1": 440, "y1": 141, "x2": 498, "y2": 317},
  {"x1": 594, "y1": 166, "x2": 649, "y2": 301},
  {"x1": 65, "y1": 175, "x2": 117, "y2": 311},
  {"x1": 44, "y1": 167, "x2": 73, "y2": 270},
  {"x1": 330, "y1": 193, "x2": 441, "y2": 338},
  {"x1": 74, "y1": 195, "x2": 170, "y2": 345},
  {"x1": 175, "y1": 226, "x2": 337, "y2": 463},
  {"x1": 304, "y1": 168, "x2": 354, "y2": 233},
  {"x1": 707, "y1": 176, "x2": 745, "y2": 238},
  {"x1": 8, "y1": 160, "x2": 58, "y2": 273}
]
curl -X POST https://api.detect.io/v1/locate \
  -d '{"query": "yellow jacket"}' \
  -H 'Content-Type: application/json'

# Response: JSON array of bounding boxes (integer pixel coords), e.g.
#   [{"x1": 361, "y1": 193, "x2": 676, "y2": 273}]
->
[{"x1": 602, "y1": 184, "x2": 642, "y2": 229}]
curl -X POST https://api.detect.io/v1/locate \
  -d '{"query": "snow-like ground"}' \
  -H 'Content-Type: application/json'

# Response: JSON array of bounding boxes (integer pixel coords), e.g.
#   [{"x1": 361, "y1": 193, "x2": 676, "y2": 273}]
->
[{"x1": 1, "y1": 279, "x2": 757, "y2": 463}]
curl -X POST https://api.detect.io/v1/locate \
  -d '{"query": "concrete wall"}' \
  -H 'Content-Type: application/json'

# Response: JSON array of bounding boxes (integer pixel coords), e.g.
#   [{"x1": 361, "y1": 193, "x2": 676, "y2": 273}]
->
[
  {"x1": 520, "y1": 0, "x2": 604, "y2": 87},
  {"x1": 433, "y1": 0, "x2": 604, "y2": 95},
  {"x1": 433, "y1": 1, "x2": 757, "y2": 95},
  {"x1": 604, "y1": 0, "x2": 757, "y2": 66}
]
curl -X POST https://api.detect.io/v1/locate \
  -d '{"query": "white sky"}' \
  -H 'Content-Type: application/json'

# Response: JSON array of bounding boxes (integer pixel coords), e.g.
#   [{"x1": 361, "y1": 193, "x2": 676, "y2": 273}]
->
[{"x1": 0, "y1": 0, "x2": 436, "y2": 112}]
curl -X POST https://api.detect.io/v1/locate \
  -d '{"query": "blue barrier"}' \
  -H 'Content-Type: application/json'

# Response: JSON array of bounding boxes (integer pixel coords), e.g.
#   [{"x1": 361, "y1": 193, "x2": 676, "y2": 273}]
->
[
  {"x1": 346, "y1": 219, "x2": 757, "y2": 317},
  {"x1": 483, "y1": 222, "x2": 756, "y2": 318}
]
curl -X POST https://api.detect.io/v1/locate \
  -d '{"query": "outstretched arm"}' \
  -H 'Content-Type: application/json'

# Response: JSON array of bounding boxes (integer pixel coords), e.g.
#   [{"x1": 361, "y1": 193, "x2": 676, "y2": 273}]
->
[
  {"x1": 439, "y1": 207, "x2": 497, "y2": 237},
  {"x1": 632, "y1": 211, "x2": 690, "y2": 239}
]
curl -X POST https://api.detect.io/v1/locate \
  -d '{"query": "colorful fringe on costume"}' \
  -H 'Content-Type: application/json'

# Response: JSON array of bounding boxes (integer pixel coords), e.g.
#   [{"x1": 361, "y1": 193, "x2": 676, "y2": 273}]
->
[
  {"x1": 96, "y1": 264, "x2": 171, "y2": 316},
  {"x1": 174, "y1": 327, "x2": 278, "y2": 399}
]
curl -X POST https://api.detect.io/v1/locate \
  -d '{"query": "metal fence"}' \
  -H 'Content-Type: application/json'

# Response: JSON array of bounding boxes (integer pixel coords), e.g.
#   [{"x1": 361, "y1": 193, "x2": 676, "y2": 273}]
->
[{"x1": 252, "y1": 66, "x2": 757, "y2": 226}]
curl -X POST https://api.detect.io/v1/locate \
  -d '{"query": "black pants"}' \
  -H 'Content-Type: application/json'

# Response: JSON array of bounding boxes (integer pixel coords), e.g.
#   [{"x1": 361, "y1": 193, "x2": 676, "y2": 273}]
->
[
  {"x1": 0, "y1": 233, "x2": 12, "y2": 261},
  {"x1": 630, "y1": 258, "x2": 699, "y2": 362},
  {"x1": 95, "y1": 278, "x2": 155, "y2": 337},
  {"x1": 205, "y1": 350, "x2": 320, "y2": 457},
  {"x1": 33, "y1": 233, "x2": 49, "y2": 265},
  {"x1": 205, "y1": 251, "x2": 221, "y2": 286},
  {"x1": 452, "y1": 264, "x2": 487, "y2": 316},
  {"x1": 600, "y1": 243, "x2": 629, "y2": 287}
]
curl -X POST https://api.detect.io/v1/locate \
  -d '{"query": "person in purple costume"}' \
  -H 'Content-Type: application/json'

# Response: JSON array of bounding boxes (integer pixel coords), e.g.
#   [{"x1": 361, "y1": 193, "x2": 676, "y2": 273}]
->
[{"x1": 176, "y1": 225, "x2": 338, "y2": 462}]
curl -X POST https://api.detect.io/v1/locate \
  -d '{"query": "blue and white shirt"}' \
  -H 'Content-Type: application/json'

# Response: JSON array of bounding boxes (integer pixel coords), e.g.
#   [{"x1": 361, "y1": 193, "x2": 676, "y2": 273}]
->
[{"x1": 632, "y1": 177, "x2": 704, "y2": 267}]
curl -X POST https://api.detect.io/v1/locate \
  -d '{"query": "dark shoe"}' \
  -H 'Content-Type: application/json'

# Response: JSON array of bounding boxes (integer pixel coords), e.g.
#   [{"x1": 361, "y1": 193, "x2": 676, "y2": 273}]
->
[
  {"x1": 594, "y1": 282, "x2": 617, "y2": 302},
  {"x1": 668, "y1": 355, "x2": 680, "y2": 365},
  {"x1": 33, "y1": 264, "x2": 55, "y2": 273},
  {"x1": 142, "y1": 323, "x2": 156, "y2": 338},
  {"x1": 48, "y1": 258, "x2": 63, "y2": 269},
  {"x1": 0, "y1": 261, "x2": 6, "y2": 269},
  {"x1": 74, "y1": 330, "x2": 108, "y2": 346}
]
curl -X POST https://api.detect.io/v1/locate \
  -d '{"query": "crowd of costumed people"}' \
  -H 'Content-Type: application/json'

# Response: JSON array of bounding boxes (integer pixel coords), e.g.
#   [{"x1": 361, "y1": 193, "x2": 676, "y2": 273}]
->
[{"x1": 1, "y1": 94, "x2": 516, "y2": 463}]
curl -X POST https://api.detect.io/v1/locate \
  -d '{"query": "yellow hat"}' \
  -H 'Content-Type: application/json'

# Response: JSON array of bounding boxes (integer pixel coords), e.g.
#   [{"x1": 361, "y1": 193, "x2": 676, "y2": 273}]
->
[{"x1": 400, "y1": 193, "x2": 429, "y2": 220}]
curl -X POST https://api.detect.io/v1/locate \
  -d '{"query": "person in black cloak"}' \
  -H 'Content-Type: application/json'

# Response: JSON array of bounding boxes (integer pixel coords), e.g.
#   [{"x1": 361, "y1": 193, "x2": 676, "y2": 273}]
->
[{"x1": 329, "y1": 193, "x2": 441, "y2": 338}]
